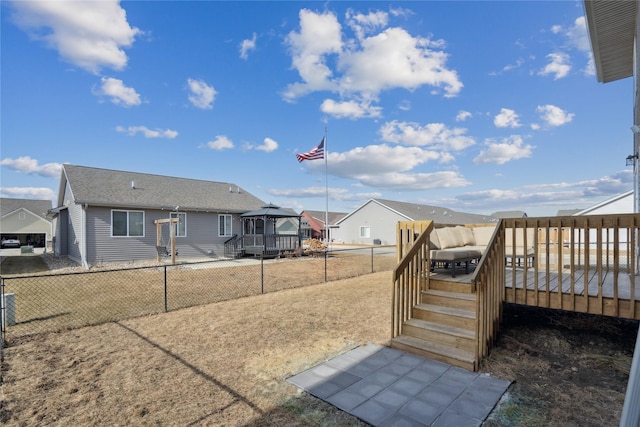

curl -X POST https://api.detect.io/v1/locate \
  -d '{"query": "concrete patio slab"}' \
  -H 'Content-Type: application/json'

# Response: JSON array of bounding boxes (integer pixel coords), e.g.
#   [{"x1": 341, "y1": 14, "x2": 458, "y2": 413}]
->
[{"x1": 287, "y1": 343, "x2": 511, "y2": 426}]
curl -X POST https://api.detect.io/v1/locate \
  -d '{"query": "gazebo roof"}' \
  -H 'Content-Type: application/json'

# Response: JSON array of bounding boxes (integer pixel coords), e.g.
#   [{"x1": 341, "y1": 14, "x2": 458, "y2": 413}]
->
[{"x1": 241, "y1": 204, "x2": 300, "y2": 218}]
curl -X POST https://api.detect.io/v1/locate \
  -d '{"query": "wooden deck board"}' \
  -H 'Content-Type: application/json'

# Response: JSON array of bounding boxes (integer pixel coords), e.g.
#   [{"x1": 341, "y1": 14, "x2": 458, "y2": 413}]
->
[
  {"x1": 502, "y1": 268, "x2": 640, "y2": 300},
  {"x1": 429, "y1": 266, "x2": 640, "y2": 320}
]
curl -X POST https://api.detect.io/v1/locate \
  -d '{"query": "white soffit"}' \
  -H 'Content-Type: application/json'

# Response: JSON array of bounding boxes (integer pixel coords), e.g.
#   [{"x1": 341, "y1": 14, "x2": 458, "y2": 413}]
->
[{"x1": 584, "y1": 0, "x2": 637, "y2": 83}]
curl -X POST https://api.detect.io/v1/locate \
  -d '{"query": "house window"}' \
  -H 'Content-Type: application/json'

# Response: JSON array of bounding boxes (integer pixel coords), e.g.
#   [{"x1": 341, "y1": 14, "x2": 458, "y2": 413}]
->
[
  {"x1": 360, "y1": 226, "x2": 371, "y2": 238},
  {"x1": 219, "y1": 214, "x2": 232, "y2": 237},
  {"x1": 170, "y1": 212, "x2": 186, "y2": 237},
  {"x1": 112, "y1": 210, "x2": 144, "y2": 237}
]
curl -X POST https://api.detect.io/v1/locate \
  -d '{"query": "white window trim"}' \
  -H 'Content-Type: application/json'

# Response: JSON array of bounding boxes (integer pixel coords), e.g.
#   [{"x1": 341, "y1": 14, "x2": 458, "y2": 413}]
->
[
  {"x1": 170, "y1": 212, "x2": 187, "y2": 237},
  {"x1": 219, "y1": 214, "x2": 233, "y2": 237},
  {"x1": 359, "y1": 225, "x2": 371, "y2": 238},
  {"x1": 111, "y1": 209, "x2": 145, "y2": 237}
]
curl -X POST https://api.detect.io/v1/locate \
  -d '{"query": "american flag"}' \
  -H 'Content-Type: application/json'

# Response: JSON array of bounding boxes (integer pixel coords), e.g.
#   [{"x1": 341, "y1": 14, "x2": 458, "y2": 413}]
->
[{"x1": 296, "y1": 137, "x2": 325, "y2": 162}]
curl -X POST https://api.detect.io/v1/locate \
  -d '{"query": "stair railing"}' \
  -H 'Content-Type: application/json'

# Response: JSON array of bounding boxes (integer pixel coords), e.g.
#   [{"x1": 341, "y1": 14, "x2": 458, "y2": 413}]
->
[
  {"x1": 469, "y1": 221, "x2": 505, "y2": 365},
  {"x1": 392, "y1": 220, "x2": 433, "y2": 338}
]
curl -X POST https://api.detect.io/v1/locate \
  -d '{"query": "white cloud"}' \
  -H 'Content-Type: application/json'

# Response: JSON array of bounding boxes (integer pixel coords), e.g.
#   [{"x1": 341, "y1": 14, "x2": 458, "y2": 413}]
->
[
  {"x1": 187, "y1": 78, "x2": 216, "y2": 109},
  {"x1": 320, "y1": 98, "x2": 382, "y2": 119},
  {"x1": 283, "y1": 9, "x2": 462, "y2": 103},
  {"x1": 493, "y1": 108, "x2": 521, "y2": 128},
  {"x1": 116, "y1": 126, "x2": 178, "y2": 139},
  {"x1": 9, "y1": 0, "x2": 141, "y2": 74},
  {"x1": 354, "y1": 170, "x2": 470, "y2": 190},
  {"x1": 565, "y1": 16, "x2": 590, "y2": 52},
  {"x1": 539, "y1": 52, "x2": 571, "y2": 79},
  {"x1": 301, "y1": 143, "x2": 467, "y2": 191},
  {"x1": 255, "y1": 137, "x2": 279, "y2": 152},
  {"x1": 536, "y1": 104, "x2": 574, "y2": 127},
  {"x1": 268, "y1": 186, "x2": 381, "y2": 202},
  {"x1": 0, "y1": 186, "x2": 57, "y2": 202},
  {"x1": 584, "y1": 52, "x2": 595, "y2": 76},
  {"x1": 473, "y1": 135, "x2": 534, "y2": 165},
  {"x1": 239, "y1": 33, "x2": 257, "y2": 60},
  {"x1": 345, "y1": 9, "x2": 388, "y2": 40},
  {"x1": 456, "y1": 110, "x2": 472, "y2": 122},
  {"x1": 524, "y1": 170, "x2": 632, "y2": 196},
  {"x1": 453, "y1": 170, "x2": 633, "y2": 215},
  {"x1": 283, "y1": 9, "x2": 343, "y2": 100},
  {"x1": 0, "y1": 156, "x2": 63, "y2": 178},
  {"x1": 96, "y1": 77, "x2": 141, "y2": 107},
  {"x1": 203, "y1": 135, "x2": 234, "y2": 151},
  {"x1": 379, "y1": 120, "x2": 475, "y2": 151}
]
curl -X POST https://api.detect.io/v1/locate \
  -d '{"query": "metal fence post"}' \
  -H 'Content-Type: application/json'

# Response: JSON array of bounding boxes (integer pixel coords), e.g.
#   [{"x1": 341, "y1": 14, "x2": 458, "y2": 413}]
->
[
  {"x1": 261, "y1": 257, "x2": 264, "y2": 294},
  {"x1": 0, "y1": 277, "x2": 4, "y2": 357},
  {"x1": 164, "y1": 265, "x2": 168, "y2": 312},
  {"x1": 371, "y1": 247, "x2": 374, "y2": 273},
  {"x1": 324, "y1": 250, "x2": 328, "y2": 282}
]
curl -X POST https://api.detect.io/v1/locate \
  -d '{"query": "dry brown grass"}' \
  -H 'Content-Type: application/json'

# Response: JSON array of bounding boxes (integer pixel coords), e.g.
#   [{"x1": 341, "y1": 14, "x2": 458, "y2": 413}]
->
[
  {"x1": 2, "y1": 252, "x2": 397, "y2": 338},
  {"x1": 1, "y1": 255, "x2": 636, "y2": 426}
]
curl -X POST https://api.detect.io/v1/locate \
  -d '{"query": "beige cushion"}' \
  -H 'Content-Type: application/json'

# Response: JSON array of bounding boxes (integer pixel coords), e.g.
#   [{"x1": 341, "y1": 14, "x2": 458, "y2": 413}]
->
[
  {"x1": 472, "y1": 226, "x2": 496, "y2": 247},
  {"x1": 456, "y1": 226, "x2": 475, "y2": 246},
  {"x1": 436, "y1": 227, "x2": 463, "y2": 249},
  {"x1": 429, "y1": 230, "x2": 441, "y2": 249}
]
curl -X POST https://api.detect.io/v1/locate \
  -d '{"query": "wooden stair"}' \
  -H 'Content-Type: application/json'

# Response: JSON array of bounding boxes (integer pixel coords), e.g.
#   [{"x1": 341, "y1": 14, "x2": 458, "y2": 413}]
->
[{"x1": 391, "y1": 287, "x2": 478, "y2": 371}]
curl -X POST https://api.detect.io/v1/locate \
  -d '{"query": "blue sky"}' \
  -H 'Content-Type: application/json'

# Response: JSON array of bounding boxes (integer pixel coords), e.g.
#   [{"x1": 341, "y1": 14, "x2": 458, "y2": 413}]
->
[{"x1": 0, "y1": 1, "x2": 634, "y2": 217}]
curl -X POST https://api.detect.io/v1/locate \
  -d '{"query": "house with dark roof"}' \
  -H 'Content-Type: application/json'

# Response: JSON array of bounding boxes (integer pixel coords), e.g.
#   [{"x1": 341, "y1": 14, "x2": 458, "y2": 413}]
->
[
  {"x1": 0, "y1": 198, "x2": 53, "y2": 249},
  {"x1": 51, "y1": 165, "x2": 267, "y2": 267},
  {"x1": 300, "y1": 210, "x2": 348, "y2": 240},
  {"x1": 331, "y1": 198, "x2": 497, "y2": 245},
  {"x1": 490, "y1": 210, "x2": 528, "y2": 219}
]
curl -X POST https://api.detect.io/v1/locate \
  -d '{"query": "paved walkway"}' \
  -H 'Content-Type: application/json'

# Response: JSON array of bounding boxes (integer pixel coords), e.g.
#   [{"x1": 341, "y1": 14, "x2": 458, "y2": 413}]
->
[{"x1": 287, "y1": 343, "x2": 510, "y2": 426}]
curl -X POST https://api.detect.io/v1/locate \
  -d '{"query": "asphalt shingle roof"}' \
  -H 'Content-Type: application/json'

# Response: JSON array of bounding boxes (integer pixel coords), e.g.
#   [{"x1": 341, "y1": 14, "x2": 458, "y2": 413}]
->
[
  {"x1": 61, "y1": 165, "x2": 265, "y2": 213},
  {"x1": 1, "y1": 198, "x2": 52, "y2": 220},
  {"x1": 369, "y1": 199, "x2": 497, "y2": 225},
  {"x1": 303, "y1": 210, "x2": 348, "y2": 226}
]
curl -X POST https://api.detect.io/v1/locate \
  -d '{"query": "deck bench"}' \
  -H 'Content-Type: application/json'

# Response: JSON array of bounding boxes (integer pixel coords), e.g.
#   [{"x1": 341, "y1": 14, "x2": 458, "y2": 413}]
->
[{"x1": 429, "y1": 225, "x2": 535, "y2": 277}]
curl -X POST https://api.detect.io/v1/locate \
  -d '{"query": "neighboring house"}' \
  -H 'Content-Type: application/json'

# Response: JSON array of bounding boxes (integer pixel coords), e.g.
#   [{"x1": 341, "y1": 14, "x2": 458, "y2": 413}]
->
[
  {"x1": 275, "y1": 207, "x2": 301, "y2": 235},
  {"x1": 0, "y1": 198, "x2": 53, "y2": 249},
  {"x1": 50, "y1": 164, "x2": 265, "y2": 267},
  {"x1": 556, "y1": 209, "x2": 583, "y2": 217},
  {"x1": 332, "y1": 199, "x2": 497, "y2": 245},
  {"x1": 572, "y1": 190, "x2": 634, "y2": 216},
  {"x1": 491, "y1": 210, "x2": 528, "y2": 218},
  {"x1": 300, "y1": 210, "x2": 348, "y2": 240}
]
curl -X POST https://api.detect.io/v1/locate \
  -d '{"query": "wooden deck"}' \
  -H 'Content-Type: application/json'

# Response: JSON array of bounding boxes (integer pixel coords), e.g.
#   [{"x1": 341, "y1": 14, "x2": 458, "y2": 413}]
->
[
  {"x1": 392, "y1": 215, "x2": 640, "y2": 371},
  {"x1": 429, "y1": 264, "x2": 640, "y2": 320}
]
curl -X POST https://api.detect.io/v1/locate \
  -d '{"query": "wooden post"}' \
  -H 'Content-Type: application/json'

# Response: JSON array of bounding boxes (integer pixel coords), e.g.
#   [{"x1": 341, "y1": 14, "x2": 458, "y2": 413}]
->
[{"x1": 153, "y1": 218, "x2": 180, "y2": 265}]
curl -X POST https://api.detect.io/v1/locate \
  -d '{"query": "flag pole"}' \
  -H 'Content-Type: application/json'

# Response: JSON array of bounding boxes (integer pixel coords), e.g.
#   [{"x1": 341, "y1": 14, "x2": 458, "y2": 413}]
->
[{"x1": 324, "y1": 125, "x2": 329, "y2": 244}]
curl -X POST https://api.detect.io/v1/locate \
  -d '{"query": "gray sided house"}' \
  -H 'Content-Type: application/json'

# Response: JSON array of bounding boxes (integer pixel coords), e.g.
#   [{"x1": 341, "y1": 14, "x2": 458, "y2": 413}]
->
[
  {"x1": 332, "y1": 198, "x2": 497, "y2": 245},
  {"x1": 0, "y1": 198, "x2": 53, "y2": 249},
  {"x1": 51, "y1": 165, "x2": 265, "y2": 267}
]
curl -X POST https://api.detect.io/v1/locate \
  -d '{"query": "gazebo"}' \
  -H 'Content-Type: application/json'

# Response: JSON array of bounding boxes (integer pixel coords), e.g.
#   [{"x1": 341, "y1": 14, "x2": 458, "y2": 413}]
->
[{"x1": 238, "y1": 204, "x2": 302, "y2": 257}]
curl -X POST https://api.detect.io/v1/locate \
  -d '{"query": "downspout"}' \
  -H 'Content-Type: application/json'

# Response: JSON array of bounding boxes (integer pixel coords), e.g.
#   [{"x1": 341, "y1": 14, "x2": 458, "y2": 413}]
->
[{"x1": 81, "y1": 203, "x2": 89, "y2": 269}]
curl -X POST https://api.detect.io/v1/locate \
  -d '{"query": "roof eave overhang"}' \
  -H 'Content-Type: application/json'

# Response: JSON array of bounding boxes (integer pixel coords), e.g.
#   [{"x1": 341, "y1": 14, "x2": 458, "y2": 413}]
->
[
  {"x1": 584, "y1": 0, "x2": 637, "y2": 83},
  {"x1": 72, "y1": 200, "x2": 248, "y2": 214}
]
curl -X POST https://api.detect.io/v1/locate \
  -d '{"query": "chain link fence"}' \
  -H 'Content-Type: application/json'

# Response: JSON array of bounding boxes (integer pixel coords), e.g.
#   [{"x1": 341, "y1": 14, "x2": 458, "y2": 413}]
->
[{"x1": 1, "y1": 246, "x2": 396, "y2": 344}]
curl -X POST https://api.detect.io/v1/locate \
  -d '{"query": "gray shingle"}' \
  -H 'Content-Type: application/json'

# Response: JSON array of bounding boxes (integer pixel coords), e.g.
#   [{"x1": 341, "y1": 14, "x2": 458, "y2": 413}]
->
[
  {"x1": 61, "y1": 165, "x2": 265, "y2": 212},
  {"x1": 1, "y1": 198, "x2": 53, "y2": 219},
  {"x1": 373, "y1": 199, "x2": 497, "y2": 225}
]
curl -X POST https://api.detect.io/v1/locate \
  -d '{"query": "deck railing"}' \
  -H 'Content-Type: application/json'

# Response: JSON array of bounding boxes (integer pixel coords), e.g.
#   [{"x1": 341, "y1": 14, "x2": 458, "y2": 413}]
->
[
  {"x1": 241, "y1": 233, "x2": 301, "y2": 255},
  {"x1": 501, "y1": 214, "x2": 640, "y2": 319},
  {"x1": 469, "y1": 223, "x2": 504, "y2": 363},
  {"x1": 392, "y1": 213, "x2": 640, "y2": 365},
  {"x1": 392, "y1": 220, "x2": 433, "y2": 338}
]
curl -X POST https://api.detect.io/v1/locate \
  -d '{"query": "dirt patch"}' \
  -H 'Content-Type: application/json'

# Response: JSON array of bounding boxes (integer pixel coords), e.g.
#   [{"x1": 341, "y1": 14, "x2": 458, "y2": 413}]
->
[
  {"x1": 483, "y1": 304, "x2": 637, "y2": 427},
  {"x1": 0, "y1": 255, "x2": 49, "y2": 275},
  {"x1": 1, "y1": 273, "x2": 637, "y2": 426}
]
